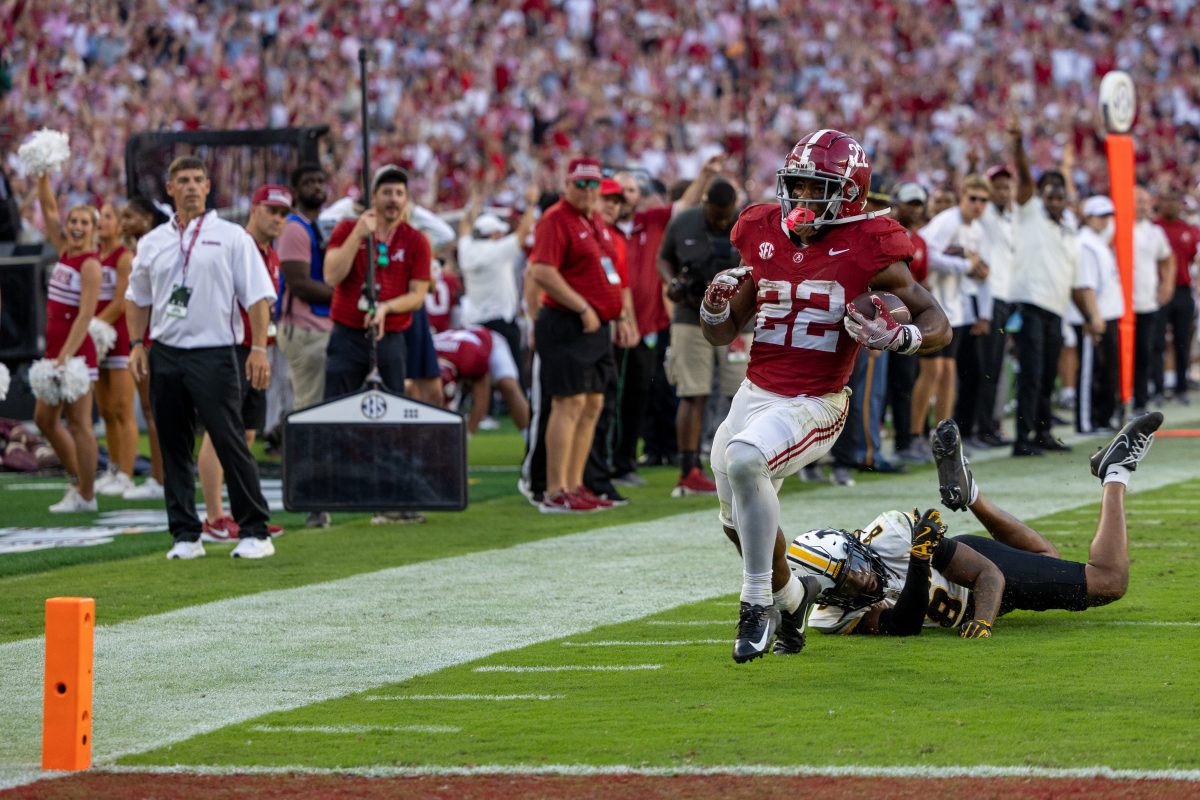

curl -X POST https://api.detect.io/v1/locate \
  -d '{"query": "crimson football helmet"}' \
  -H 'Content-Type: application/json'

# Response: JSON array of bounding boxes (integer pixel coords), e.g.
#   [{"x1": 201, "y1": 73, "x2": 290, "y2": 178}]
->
[
  {"x1": 786, "y1": 528, "x2": 891, "y2": 610},
  {"x1": 776, "y1": 130, "x2": 872, "y2": 229}
]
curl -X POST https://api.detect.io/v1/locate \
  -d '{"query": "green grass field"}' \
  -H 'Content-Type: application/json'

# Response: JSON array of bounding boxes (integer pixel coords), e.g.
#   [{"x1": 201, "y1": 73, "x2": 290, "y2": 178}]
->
[{"x1": 2, "y1": 415, "x2": 1200, "y2": 792}]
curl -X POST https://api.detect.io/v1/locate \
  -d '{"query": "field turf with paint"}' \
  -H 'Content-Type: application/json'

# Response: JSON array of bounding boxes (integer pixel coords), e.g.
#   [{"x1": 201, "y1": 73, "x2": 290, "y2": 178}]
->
[{"x1": 2, "y1": 412, "x2": 1199, "y2": 799}]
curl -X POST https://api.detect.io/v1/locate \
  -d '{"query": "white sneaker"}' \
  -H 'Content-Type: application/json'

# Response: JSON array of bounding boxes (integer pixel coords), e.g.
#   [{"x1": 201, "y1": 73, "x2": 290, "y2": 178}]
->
[
  {"x1": 123, "y1": 478, "x2": 165, "y2": 500},
  {"x1": 49, "y1": 486, "x2": 98, "y2": 513},
  {"x1": 231, "y1": 536, "x2": 275, "y2": 559},
  {"x1": 97, "y1": 471, "x2": 135, "y2": 497},
  {"x1": 166, "y1": 540, "x2": 205, "y2": 560},
  {"x1": 93, "y1": 467, "x2": 117, "y2": 494}
]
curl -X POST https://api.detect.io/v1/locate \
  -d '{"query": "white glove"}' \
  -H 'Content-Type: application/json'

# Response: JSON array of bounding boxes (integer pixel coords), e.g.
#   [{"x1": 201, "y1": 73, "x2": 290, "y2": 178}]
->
[{"x1": 843, "y1": 297, "x2": 923, "y2": 354}]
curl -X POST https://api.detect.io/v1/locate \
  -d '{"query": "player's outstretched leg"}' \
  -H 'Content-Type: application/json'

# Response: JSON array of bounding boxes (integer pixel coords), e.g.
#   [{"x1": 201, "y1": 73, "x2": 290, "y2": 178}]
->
[
  {"x1": 1084, "y1": 411, "x2": 1163, "y2": 605},
  {"x1": 772, "y1": 576, "x2": 823, "y2": 655},
  {"x1": 726, "y1": 440, "x2": 780, "y2": 663},
  {"x1": 1089, "y1": 411, "x2": 1163, "y2": 483},
  {"x1": 931, "y1": 419, "x2": 977, "y2": 512}
]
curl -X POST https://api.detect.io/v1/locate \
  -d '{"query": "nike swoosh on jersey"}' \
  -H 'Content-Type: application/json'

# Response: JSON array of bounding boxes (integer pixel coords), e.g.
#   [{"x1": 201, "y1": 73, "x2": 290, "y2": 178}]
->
[{"x1": 828, "y1": 247, "x2": 851, "y2": 256}]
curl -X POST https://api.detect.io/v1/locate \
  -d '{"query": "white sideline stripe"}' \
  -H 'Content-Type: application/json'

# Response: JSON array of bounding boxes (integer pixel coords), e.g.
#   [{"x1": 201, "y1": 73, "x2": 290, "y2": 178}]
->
[
  {"x1": 646, "y1": 620, "x2": 729, "y2": 626},
  {"x1": 3, "y1": 420, "x2": 1199, "y2": 791},
  {"x1": 364, "y1": 693, "x2": 564, "y2": 701},
  {"x1": 473, "y1": 664, "x2": 662, "y2": 673},
  {"x1": 561, "y1": 640, "x2": 726, "y2": 646},
  {"x1": 1073, "y1": 621, "x2": 1200, "y2": 628},
  {"x1": 93, "y1": 763, "x2": 1200, "y2": 782},
  {"x1": 249, "y1": 724, "x2": 459, "y2": 734}
]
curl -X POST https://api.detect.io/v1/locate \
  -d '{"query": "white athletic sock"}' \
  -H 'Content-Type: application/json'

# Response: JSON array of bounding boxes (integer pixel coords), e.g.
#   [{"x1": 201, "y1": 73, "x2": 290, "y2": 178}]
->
[
  {"x1": 1103, "y1": 464, "x2": 1131, "y2": 487},
  {"x1": 741, "y1": 571, "x2": 774, "y2": 607},
  {"x1": 968, "y1": 480, "x2": 981, "y2": 507},
  {"x1": 773, "y1": 574, "x2": 805, "y2": 614}
]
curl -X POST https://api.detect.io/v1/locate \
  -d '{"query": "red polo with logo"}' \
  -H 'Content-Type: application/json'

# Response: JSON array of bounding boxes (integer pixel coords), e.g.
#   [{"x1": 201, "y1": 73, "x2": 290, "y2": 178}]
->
[
  {"x1": 617, "y1": 206, "x2": 672, "y2": 335},
  {"x1": 530, "y1": 199, "x2": 623, "y2": 321},
  {"x1": 1155, "y1": 217, "x2": 1197, "y2": 288},
  {"x1": 328, "y1": 219, "x2": 432, "y2": 332}
]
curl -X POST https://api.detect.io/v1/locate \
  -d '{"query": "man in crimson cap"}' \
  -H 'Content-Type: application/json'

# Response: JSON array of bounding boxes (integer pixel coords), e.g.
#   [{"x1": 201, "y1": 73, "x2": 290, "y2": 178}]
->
[
  {"x1": 196, "y1": 183, "x2": 292, "y2": 544},
  {"x1": 520, "y1": 157, "x2": 632, "y2": 513}
]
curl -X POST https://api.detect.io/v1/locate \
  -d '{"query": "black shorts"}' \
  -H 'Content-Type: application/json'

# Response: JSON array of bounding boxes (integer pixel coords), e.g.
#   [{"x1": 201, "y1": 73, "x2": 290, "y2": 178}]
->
[
  {"x1": 921, "y1": 325, "x2": 963, "y2": 360},
  {"x1": 535, "y1": 306, "x2": 614, "y2": 397},
  {"x1": 404, "y1": 307, "x2": 441, "y2": 380},
  {"x1": 953, "y1": 535, "x2": 1089, "y2": 616},
  {"x1": 234, "y1": 345, "x2": 267, "y2": 431}
]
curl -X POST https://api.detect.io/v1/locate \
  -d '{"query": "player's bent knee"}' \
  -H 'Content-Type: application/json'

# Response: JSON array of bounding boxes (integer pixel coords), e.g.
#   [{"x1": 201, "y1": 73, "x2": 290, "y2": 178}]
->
[
  {"x1": 724, "y1": 441, "x2": 769, "y2": 488},
  {"x1": 1085, "y1": 568, "x2": 1128, "y2": 606}
]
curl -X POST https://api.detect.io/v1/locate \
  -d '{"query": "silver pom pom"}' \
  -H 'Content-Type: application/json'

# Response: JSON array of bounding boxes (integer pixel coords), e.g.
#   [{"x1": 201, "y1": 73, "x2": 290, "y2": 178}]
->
[
  {"x1": 28, "y1": 359, "x2": 63, "y2": 405},
  {"x1": 88, "y1": 318, "x2": 117, "y2": 362},
  {"x1": 17, "y1": 129, "x2": 71, "y2": 176},
  {"x1": 0, "y1": 362, "x2": 10, "y2": 402},
  {"x1": 60, "y1": 357, "x2": 92, "y2": 403}
]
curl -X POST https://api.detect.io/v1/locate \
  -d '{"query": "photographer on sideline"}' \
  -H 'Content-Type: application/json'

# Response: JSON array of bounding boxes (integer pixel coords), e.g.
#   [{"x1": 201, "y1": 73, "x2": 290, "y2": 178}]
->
[{"x1": 657, "y1": 178, "x2": 743, "y2": 497}]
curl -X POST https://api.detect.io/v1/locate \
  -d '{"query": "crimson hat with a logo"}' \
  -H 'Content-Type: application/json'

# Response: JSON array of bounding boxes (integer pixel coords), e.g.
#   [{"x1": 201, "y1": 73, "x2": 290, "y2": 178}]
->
[
  {"x1": 567, "y1": 158, "x2": 603, "y2": 181},
  {"x1": 600, "y1": 178, "x2": 624, "y2": 197},
  {"x1": 251, "y1": 184, "x2": 293, "y2": 208}
]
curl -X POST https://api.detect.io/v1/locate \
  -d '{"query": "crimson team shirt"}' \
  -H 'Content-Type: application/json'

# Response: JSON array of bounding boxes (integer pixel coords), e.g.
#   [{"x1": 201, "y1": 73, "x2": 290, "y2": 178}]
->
[
  {"x1": 616, "y1": 206, "x2": 672, "y2": 336},
  {"x1": 425, "y1": 267, "x2": 462, "y2": 333},
  {"x1": 529, "y1": 199, "x2": 623, "y2": 321},
  {"x1": 731, "y1": 204, "x2": 915, "y2": 397},
  {"x1": 434, "y1": 325, "x2": 494, "y2": 382},
  {"x1": 1155, "y1": 217, "x2": 1197, "y2": 288},
  {"x1": 906, "y1": 229, "x2": 928, "y2": 284},
  {"x1": 328, "y1": 219, "x2": 432, "y2": 332},
  {"x1": 240, "y1": 241, "x2": 282, "y2": 347}
]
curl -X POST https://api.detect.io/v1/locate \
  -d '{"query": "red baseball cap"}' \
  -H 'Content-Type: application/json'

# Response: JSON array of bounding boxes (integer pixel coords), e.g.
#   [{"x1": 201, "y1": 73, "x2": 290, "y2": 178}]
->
[
  {"x1": 567, "y1": 158, "x2": 603, "y2": 181},
  {"x1": 600, "y1": 178, "x2": 624, "y2": 197},
  {"x1": 252, "y1": 184, "x2": 293, "y2": 208}
]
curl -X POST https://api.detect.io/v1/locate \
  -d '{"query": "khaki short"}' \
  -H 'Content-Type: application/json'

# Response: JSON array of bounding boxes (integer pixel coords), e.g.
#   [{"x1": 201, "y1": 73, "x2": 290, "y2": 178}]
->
[{"x1": 664, "y1": 322, "x2": 751, "y2": 398}]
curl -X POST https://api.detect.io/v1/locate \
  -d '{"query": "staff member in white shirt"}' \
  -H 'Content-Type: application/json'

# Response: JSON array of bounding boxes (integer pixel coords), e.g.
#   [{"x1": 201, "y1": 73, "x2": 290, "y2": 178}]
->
[
  {"x1": 1071, "y1": 196, "x2": 1124, "y2": 433},
  {"x1": 1131, "y1": 186, "x2": 1176, "y2": 411},
  {"x1": 975, "y1": 164, "x2": 1016, "y2": 446},
  {"x1": 1008, "y1": 115, "x2": 1080, "y2": 456},
  {"x1": 126, "y1": 156, "x2": 278, "y2": 560}
]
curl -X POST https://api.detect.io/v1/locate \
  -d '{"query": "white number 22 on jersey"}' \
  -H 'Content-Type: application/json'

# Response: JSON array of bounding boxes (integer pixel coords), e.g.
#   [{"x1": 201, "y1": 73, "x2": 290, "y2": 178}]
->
[{"x1": 755, "y1": 279, "x2": 846, "y2": 352}]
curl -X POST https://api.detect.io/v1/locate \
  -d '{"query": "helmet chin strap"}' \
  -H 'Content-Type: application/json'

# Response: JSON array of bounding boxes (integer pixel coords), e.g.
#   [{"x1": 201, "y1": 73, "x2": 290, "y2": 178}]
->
[{"x1": 781, "y1": 205, "x2": 892, "y2": 237}]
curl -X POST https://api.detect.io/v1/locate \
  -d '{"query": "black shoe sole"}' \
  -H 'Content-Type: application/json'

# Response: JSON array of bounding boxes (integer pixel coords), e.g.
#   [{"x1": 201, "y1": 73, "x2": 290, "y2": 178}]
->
[{"x1": 931, "y1": 421, "x2": 970, "y2": 511}]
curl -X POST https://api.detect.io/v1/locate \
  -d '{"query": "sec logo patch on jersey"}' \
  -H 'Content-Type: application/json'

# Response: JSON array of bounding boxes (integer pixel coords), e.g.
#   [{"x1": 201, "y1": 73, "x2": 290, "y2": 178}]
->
[{"x1": 758, "y1": 242, "x2": 775, "y2": 260}]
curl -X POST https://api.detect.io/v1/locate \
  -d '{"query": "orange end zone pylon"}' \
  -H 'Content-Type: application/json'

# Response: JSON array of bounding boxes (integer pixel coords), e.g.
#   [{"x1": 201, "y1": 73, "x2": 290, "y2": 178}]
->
[{"x1": 41, "y1": 597, "x2": 94, "y2": 771}]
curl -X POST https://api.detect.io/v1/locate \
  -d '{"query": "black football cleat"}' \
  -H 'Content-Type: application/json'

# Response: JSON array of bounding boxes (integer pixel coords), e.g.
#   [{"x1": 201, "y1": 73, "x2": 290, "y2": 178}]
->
[
  {"x1": 772, "y1": 577, "x2": 822, "y2": 656},
  {"x1": 732, "y1": 602, "x2": 780, "y2": 663},
  {"x1": 1090, "y1": 411, "x2": 1163, "y2": 481},
  {"x1": 931, "y1": 419, "x2": 976, "y2": 512}
]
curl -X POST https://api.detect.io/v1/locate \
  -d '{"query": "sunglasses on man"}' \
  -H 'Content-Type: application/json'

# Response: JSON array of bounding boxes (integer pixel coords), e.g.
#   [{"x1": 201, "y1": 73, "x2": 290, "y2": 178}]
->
[{"x1": 573, "y1": 179, "x2": 601, "y2": 190}]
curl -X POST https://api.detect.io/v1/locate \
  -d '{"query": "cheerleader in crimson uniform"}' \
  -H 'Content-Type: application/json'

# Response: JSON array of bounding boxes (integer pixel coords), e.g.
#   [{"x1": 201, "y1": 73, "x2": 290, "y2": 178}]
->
[
  {"x1": 118, "y1": 197, "x2": 168, "y2": 500},
  {"x1": 90, "y1": 201, "x2": 139, "y2": 497},
  {"x1": 35, "y1": 174, "x2": 102, "y2": 513}
]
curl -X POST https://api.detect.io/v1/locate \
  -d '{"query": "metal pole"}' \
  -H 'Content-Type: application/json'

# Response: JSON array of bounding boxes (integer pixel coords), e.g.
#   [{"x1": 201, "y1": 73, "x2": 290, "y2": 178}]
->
[{"x1": 359, "y1": 47, "x2": 383, "y2": 390}]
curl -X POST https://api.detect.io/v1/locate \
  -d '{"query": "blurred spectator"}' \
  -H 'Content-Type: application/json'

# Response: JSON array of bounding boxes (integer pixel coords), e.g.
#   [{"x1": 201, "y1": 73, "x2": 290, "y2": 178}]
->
[
  {"x1": 974, "y1": 164, "x2": 1017, "y2": 447},
  {"x1": 277, "y1": 163, "x2": 334, "y2": 419},
  {"x1": 1071, "y1": 195, "x2": 1122, "y2": 433},
  {"x1": 888, "y1": 181, "x2": 929, "y2": 464},
  {"x1": 1008, "y1": 117, "x2": 1079, "y2": 456},
  {"x1": 658, "y1": 177, "x2": 742, "y2": 498},
  {"x1": 1153, "y1": 183, "x2": 1198, "y2": 405},
  {"x1": 1131, "y1": 186, "x2": 1175, "y2": 412}
]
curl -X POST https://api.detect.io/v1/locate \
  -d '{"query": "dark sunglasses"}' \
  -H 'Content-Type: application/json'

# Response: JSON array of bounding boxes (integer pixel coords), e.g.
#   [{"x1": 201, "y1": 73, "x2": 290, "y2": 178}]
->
[
  {"x1": 966, "y1": 195, "x2": 989, "y2": 203},
  {"x1": 574, "y1": 179, "x2": 601, "y2": 190}
]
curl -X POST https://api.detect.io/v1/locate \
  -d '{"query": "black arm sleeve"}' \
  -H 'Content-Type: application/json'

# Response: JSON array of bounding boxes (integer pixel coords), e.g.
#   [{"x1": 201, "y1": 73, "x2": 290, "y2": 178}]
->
[{"x1": 877, "y1": 556, "x2": 932, "y2": 636}]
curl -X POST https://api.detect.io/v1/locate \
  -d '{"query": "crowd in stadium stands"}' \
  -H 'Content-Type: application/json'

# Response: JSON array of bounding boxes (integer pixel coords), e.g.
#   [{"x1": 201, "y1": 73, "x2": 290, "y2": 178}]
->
[{"x1": 1, "y1": 0, "x2": 1198, "y2": 524}]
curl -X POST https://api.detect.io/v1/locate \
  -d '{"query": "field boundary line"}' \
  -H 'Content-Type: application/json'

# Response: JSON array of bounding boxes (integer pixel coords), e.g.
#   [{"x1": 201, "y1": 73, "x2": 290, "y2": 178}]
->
[
  {"x1": 473, "y1": 664, "x2": 662, "y2": 672},
  {"x1": 248, "y1": 724, "x2": 459, "y2": 734},
  {"x1": 363, "y1": 693, "x2": 564, "y2": 701},
  {"x1": 93, "y1": 763, "x2": 1200, "y2": 781}
]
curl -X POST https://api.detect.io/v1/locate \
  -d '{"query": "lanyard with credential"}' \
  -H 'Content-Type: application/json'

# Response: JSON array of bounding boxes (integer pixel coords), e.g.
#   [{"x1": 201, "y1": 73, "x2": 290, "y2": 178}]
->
[{"x1": 176, "y1": 215, "x2": 205, "y2": 287}]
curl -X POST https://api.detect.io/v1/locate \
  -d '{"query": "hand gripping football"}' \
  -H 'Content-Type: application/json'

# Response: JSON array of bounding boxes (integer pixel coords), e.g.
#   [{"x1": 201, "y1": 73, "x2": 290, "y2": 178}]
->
[{"x1": 847, "y1": 291, "x2": 911, "y2": 325}]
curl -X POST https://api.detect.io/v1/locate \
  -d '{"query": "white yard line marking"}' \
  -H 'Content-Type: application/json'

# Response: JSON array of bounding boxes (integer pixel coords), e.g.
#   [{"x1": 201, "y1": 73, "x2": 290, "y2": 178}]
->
[
  {"x1": 249, "y1": 724, "x2": 459, "y2": 735},
  {"x1": 364, "y1": 694, "x2": 564, "y2": 701},
  {"x1": 3, "y1": 421, "x2": 1199, "y2": 791},
  {"x1": 95, "y1": 763, "x2": 1200, "y2": 782},
  {"x1": 473, "y1": 664, "x2": 662, "y2": 672},
  {"x1": 1071, "y1": 621, "x2": 1200, "y2": 628},
  {"x1": 560, "y1": 640, "x2": 725, "y2": 647},
  {"x1": 645, "y1": 620, "x2": 729, "y2": 626}
]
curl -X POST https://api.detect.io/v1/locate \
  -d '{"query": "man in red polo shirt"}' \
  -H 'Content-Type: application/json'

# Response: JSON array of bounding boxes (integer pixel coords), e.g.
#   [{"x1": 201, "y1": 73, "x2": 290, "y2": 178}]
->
[
  {"x1": 198, "y1": 183, "x2": 290, "y2": 543},
  {"x1": 1153, "y1": 183, "x2": 1197, "y2": 404},
  {"x1": 526, "y1": 158, "x2": 624, "y2": 513},
  {"x1": 323, "y1": 165, "x2": 431, "y2": 398}
]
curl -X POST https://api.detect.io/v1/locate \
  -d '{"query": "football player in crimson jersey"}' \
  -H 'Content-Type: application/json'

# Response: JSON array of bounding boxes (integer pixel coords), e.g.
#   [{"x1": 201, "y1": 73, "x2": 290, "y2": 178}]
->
[
  {"x1": 700, "y1": 130, "x2": 952, "y2": 663},
  {"x1": 792, "y1": 414, "x2": 1162, "y2": 639}
]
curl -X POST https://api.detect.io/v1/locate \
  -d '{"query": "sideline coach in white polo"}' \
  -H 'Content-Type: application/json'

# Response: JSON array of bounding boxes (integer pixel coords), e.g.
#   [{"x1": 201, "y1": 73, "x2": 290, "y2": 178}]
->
[{"x1": 126, "y1": 156, "x2": 278, "y2": 560}]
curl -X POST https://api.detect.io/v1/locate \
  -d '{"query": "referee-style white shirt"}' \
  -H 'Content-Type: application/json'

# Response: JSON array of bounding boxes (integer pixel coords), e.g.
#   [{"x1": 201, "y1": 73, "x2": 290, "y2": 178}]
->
[
  {"x1": 1011, "y1": 195, "x2": 1079, "y2": 318},
  {"x1": 127, "y1": 211, "x2": 277, "y2": 348}
]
